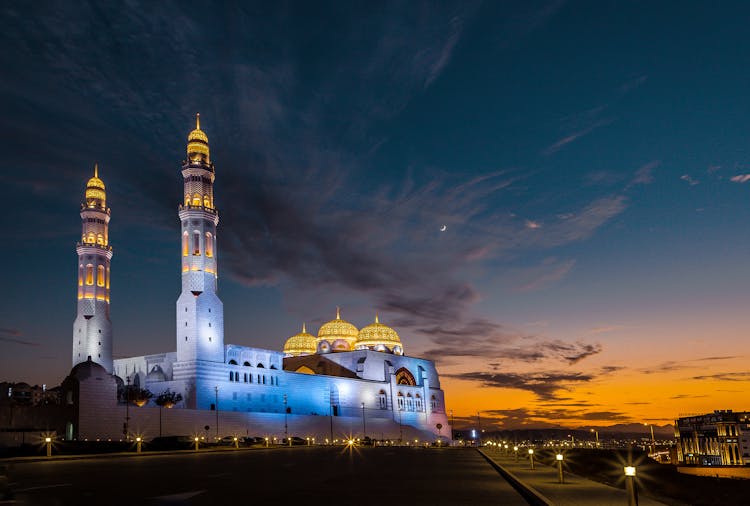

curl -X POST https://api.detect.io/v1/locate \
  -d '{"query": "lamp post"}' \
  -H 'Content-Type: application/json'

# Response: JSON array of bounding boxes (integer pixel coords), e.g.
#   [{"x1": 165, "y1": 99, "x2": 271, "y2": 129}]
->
[
  {"x1": 361, "y1": 402, "x2": 366, "y2": 439},
  {"x1": 556, "y1": 453, "x2": 564, "y2": 483},
  {"x1": 233, "y1": 436, "x2": 239, "y2": 449},
  {"x1": 194, "y1": 436, "x2": 199, "y2": 451},
  {"x1": 283, "y1": 394, "x2": 288, "y2": 443},
  {"x1": 514, "y1": 445, "x2": 519, "y2": 461},
  {"x1": 124, "y1": 376, "x2": 130, "y2": 441},
  {"x1": 265, "y1": 437, "x2": 269, "y2": 448},
  {"x1": 45, "y1": 437, "x2": 52, "y2": 457},
  {"x1": 136, "y1": 436, "x2": 142, "y2": 453},
  {"x1": 528, "y1": 448, "x2": 535, "y2": 470},
  {"x1": 214, "y1": 386, "x2": 219, "y2": 440},
  {"x1": 624, "y1": 466, "x2": 638, "y2": 506},
  {"x1": 590, "y1": 428, "x2": 599, "y2": 447},
  {"x1": 477, "y1": 412, "x2": 482, "y2": 446}
]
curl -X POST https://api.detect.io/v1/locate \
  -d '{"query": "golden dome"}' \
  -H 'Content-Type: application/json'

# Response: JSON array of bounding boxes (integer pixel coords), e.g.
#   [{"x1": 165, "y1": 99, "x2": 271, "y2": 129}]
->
[
  {"x1": 283, "y1": 323, "x2": 317, "y2": 356},
  {"x1": 357, "y1": 315, "x2": 402, "y2": 349},
  {"x1": 85, "y1": 163, "x2": 106, "y2": 207},
  {"x1": 317, "y1": 307, "x2": 359, "y2": 350},
  {"x1": 187, "y1": 113, "x2": 210, "y2": 162}
]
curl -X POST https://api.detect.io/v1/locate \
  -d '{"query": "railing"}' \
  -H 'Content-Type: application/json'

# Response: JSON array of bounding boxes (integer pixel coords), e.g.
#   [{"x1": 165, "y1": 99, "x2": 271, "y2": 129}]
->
[{"x1": 179, "y1": 204, "x2": 218, "y2": 214}]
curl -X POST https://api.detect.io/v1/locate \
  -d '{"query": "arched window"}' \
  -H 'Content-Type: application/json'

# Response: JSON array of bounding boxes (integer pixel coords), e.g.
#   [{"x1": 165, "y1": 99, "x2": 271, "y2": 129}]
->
[
  {"x1": 229, "y1": 372, "x2": 233, "y2": 381},
  {"x1": 192, "y1": 193, "x2": 201, "y2": 206},
  {"x1": 234, "y1": 372, "x2": 239, "y2": 382},
  {"x1": 97, "y1": 265, "x2": 105, "y2": 287},
  {"x1": 205, "y1": 232, "x2": 213, "y2": 257},
  {"x1": 395, "y1": 367, "x2": 416, "y2": 386},
  {"x1": 203, "y1": 195, "x2": 210, "y2": 208},
  {"x1": 257, "y1": 363, "x2": 265, "y2": 368},
  {"x1": 243, "y1": 361, "x2": 251, "y2": 367},
  {"x1": 97, "y1": 233, "x2": 104, "y2": 245},
  {"x1": 78, "y1": 265, "x2": 83, "y2": 286},
  {"x1": 193, "y1": 231, "x2": 200, "y2": 256},
  {"x1": 85, "y1": 264, "x2": 94, "y2": 285},
  {"x1": 87, "y1": 232, "x2": 95, "y2": 244},
  {"x1": 228, "y1": 359, "x2": 238, "y2": 365},
  {"x1": 397, "y1": 392, "x2": 405, "y2": 410},
  {"x1": 378, "y1": 390, "x2": 387, "y2": 409},
  {"x1": 106, "y1": 267, "x2": 110, "y2": 289},
  {"x1": 185, "y1": 194, "x2": 190, "y2": 206},
  {"x1": 182, "y1": 232, "x2": 189, "y2": 256},
  {"x1": 244, "y1": 373, "x2": 248, "y2": 382}
]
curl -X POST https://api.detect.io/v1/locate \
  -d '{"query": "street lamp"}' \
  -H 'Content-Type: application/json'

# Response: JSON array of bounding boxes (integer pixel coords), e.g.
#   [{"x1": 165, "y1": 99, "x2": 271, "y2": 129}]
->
[
  {"x1": 283, "y1": 394, "x2": 288, "y2": 443},
  {"x1": 556, "y1": 453, "x2": 564, "y2": 483},
  {"x1": 624, "y1": 466, "x2": 638, "y2": 506},
  {"x1": 528, "y1": 448, "x2": 535, "y2": 470},
  {"x1": 214, "y1": 386, "x2": 219, "y2": 439},
  {"x1": 514, "y1": 445, "x2": 519, "y2": 461},
  {"x1": 361, "y1": 402, "x2": 366, "y2": 439},
  {"x1": 135, "y1": 436, "x2": 142, "y2": 453},
  {"x1": 45, "y1": 437, "x2": 52, "y2": 457},
  {"x1": 233, "y1": 436, "x2": 239, "y2": 449}
]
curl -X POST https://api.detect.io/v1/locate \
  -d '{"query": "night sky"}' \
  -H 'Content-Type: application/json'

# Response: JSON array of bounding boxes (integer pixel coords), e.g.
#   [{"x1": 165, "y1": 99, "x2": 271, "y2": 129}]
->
[{"x1": 2, "y1": 1, "x2": 750, "y2": 429}]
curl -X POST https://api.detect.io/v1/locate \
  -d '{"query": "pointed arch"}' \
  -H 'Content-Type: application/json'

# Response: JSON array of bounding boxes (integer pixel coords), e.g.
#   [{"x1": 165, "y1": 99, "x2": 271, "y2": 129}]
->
[
  {"x1": 395, "y1": 367, "x2": 416, "y2": 386},
  {"x1": 182, "y1": 232, "x2": 189, "y2": 256}
]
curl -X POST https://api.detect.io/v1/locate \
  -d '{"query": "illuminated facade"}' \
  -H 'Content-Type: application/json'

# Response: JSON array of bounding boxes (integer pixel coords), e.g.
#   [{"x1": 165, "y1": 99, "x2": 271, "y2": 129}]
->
[
  {"x1": 72, "y1": 164, "x2": 113, "y2": 373},
  {"x1": 675, "y1": 410, "x2": 750, "y2": 466},
  {"x1": 70, "y1": 117, "x2": 448, "y2": 441}
]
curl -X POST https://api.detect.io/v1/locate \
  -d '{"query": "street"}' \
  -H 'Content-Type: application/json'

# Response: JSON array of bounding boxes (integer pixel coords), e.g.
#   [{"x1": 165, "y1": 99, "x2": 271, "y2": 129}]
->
[{"x1": 3, "y1": 447, "x2": 529, "y2": 505}]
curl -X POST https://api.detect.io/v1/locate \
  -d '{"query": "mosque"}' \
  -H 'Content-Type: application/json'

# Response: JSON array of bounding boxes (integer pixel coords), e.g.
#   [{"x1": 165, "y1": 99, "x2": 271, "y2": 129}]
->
[{"x1": 64, "y1": 116, "x2": 450, "y2": 442}]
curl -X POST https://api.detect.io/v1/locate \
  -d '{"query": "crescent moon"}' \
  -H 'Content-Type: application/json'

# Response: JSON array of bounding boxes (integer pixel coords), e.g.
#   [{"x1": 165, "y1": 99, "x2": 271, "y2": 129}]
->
[{"x1": 440, "y1": 225, "x2": 447, "y2": 232}]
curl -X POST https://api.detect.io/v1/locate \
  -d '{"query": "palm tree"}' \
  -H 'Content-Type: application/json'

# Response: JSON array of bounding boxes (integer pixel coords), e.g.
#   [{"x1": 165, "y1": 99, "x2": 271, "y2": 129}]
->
[{"x1": 155, "y1": 390, "x2": 182, "y2": 436}]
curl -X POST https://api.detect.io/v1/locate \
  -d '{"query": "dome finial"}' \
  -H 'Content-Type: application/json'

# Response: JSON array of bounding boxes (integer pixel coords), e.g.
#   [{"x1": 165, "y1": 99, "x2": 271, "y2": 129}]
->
[
  {"x1": 196, "y1": 112, "x2": 200, "y2": 130},
  {"x1": 375, "y1": 313, "x2": 379, "y2": 324},
  {"x1": 302, "y1": 322, "x2": 306, "y2": 333},
  {"x1": 94, "y1": 163, "x2": 98, "y2": 178},
  {"x1": 336, "y1": 306, "x2": 341, "y2": 319}
]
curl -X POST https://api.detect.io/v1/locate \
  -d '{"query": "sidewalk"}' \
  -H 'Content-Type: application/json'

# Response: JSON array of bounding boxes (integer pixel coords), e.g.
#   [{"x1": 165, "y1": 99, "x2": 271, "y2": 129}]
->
[{"x1": 479, "y1": 449, "x2": 668, "y2": 506}]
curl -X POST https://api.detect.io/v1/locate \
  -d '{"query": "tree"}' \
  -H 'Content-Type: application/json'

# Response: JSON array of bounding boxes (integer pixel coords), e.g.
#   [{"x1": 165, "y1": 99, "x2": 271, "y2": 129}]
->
[
  {"x1": 125, "y1": 386, "x2": 153, "y2": 407},
  {"x1": 155, "y1": 390, "x2": 182, "y2": 409}
]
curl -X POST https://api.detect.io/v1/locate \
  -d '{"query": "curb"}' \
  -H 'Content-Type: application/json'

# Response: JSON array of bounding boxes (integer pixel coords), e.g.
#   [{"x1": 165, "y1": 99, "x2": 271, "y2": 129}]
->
[
  {"x1": 478, "y1": 449, "x2": 555, "y2": 506},
  {"x1": 0, "y1": 444, "x2": 303, "y2": 464}
]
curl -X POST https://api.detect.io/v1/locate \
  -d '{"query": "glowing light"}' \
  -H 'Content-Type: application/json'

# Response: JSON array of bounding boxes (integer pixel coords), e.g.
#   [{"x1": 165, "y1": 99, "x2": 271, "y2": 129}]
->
[
  {"x1": 45, "y1": 437, "x2": 51, "y2": 443},
  {"x1": 556, "y1": 453, "x2": 563, "y2": 461},
  {"x1": 624, "y1": 466, "x2": 636, "y2": 477},
  {"x1": 528, "y1": 449, "x2": 534, "y2": 454}
]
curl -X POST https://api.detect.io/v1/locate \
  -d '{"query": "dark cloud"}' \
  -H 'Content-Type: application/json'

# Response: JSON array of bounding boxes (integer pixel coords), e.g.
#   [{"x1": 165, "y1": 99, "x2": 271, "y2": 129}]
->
[
  {"x1": 690, "y1": 372, "x2": 750, "y2": 382},
  {"x1": 445, "y1": 370, "x2": 594, "y2": 400}
]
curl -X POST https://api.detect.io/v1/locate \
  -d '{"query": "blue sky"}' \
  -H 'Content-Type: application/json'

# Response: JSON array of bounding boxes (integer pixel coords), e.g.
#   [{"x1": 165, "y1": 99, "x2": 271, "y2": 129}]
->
[{"x1": 2, "y1": 1, "x2": 750, "y2": 426}]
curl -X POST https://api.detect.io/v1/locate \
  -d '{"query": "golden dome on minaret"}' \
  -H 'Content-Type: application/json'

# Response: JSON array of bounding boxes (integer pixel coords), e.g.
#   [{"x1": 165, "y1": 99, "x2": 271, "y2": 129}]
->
[
  {"x1": 357, "y1": 314, "x2": 403, "y2": 352},
  {"x1": 85, "y1": 163, "x2": 106, "y2": 208},
  {"x1": 187, "y1": 113, "x2": 210, "y2": 162},
  {"x1": 283, "y1": 323, "x2": 317, "y2": 357},
  {"x1": 317, "y1": 307, "x2": 359, "y2": 351}
]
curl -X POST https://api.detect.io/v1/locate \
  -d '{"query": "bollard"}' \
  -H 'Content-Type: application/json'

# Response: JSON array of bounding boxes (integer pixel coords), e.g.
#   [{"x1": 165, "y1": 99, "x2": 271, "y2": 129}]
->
[{"x1": 528, "y1": 448, "x2": 535, "y2": 470}]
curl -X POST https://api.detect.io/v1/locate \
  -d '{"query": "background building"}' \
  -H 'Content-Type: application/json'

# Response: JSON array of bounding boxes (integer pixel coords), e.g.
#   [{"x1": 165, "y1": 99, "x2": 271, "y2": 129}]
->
[{"x1": 675, "y1": 410, "x2": 750, "y2": 466}]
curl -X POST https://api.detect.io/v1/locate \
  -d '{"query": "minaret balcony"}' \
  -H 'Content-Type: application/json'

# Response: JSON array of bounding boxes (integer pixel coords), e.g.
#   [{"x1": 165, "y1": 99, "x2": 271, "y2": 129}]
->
[{"x1": 76, "y1": 243, "x2": 114, "y2": 259}]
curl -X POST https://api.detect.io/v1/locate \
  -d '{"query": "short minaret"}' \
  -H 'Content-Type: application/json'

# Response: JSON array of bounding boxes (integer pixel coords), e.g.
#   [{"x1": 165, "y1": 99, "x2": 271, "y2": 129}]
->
[
  {"x1": 72, "y1": 164, "x2": 114, "y2": 372},
  {"x1": 176, "y1": 114, "x2": 224, "y2": 363}
]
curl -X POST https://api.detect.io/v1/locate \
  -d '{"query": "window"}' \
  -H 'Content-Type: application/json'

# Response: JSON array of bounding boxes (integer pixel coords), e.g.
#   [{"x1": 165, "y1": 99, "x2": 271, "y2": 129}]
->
[
  {"x1": 262, "y1": 376, "x2": 266, "y2": 385},
  {"x1": 85, "y1": 264, "x2": 94, "y2": 285},
  {"x1": 244, "y1": 373, "x2": 248, "y2": 383},
  {"x1": 193, "y1": 231, "x2": 200, "y2": 255},
  {"x1": 106, "y1": 267, "x2": 110, "y2": 289},
  {"x1": 397, "y1": 392, "x2": 404, "y2": 410},
  {"x1": 78, "y1": 265, "x2": 83, "y2": 286},
  {"x1": 203, "y1": 195, "x2": 211, "y2": 208},
  {"x1": 228, "y1": 359, "x2": 238, "y2": 365},
  {"x1": 185, "y1": 194, "x2": 190, "y2": 205},
  {"x1": 97, "y1": 233, "x2": 104, "y2": 245},
  {"x1": 205, "y1": 232, "x2": 213, "y2": 257},
  {"x1": 192, "y1": 193, "x2": 201, "y2": 206},
  {"x1": 229, "y1": 372, "x2": 233, "y2": 381},
  {"x1": 97, "y1": 265, "x2": 105, "y2": 287},
  {"x1": 182, "y1": 232, "x2": 189, "y2": 256},
  {"x1": 379, "y1": 390, "x2": 387, "y2": 409},
  {"x1": 234, "y1": 372, "x2": 239, "y2": 382}
]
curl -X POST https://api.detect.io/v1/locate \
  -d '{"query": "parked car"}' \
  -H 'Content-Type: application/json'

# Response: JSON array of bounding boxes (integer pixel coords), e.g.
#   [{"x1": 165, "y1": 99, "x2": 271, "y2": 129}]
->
[{"x1": 148, "y1": 436, "x2": 194, "y2": 450}]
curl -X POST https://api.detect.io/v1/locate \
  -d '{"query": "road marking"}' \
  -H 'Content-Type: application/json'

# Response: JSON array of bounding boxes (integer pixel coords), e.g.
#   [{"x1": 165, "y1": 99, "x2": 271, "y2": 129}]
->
[
  {"x1": 14, "y1": 483, "x2": 72, "y2": 493},
  {"x1": 149, "y1": 490, "x2": 205, "y2": 501}
]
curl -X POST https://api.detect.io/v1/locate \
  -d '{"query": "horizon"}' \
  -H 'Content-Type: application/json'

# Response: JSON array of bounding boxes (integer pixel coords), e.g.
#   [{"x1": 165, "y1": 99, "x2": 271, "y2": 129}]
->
[{"x1": 1, "y1": 2, "x2": 749, "y2": 429}]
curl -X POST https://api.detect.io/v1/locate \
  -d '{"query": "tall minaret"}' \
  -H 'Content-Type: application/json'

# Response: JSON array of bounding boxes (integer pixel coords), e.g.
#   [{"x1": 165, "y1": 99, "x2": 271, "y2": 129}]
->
[
  {"x1": 176, "y1": 114, "x2": 224, "y2": 363},
  {"x1": 72, "y1": 164, "x2": 113, "y2": 372}
]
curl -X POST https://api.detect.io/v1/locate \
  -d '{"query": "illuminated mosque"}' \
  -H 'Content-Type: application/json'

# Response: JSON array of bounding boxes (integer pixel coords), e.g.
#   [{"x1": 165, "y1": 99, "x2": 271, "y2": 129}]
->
[{"x1": 64, "y1": 116, "x2": 450, "y2": 442}]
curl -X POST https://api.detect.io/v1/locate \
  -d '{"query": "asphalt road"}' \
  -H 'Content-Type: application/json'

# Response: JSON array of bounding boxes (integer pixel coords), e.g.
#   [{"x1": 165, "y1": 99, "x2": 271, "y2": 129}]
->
[{"x1": 3, "y1": 447, "x2": 530, "y2": 506}]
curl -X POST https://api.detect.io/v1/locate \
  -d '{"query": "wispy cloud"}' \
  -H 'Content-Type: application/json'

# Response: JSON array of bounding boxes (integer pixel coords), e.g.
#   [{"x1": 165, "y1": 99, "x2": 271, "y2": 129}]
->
[
  {"x1": 730, "y1": 174, "x2": 750, "y2": 183},
  {"x1": 680, "y1": 174, "x2": 699, "y2": 186},
  {"x1": 0, "y1": 327, "x2": 39, "y2": 347},
  {"x1": 691, "y1": 372, "x2": 750, "y2": 381},
  {"x1": 631, "y1": 160, "x2": 659, "y2": 185},
  {"x1": 542, "y1": 119, "x2": 612, "y2": 156},
  {"x1": 517, "y1": 258, "x2": 575, "y2": 291}
]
